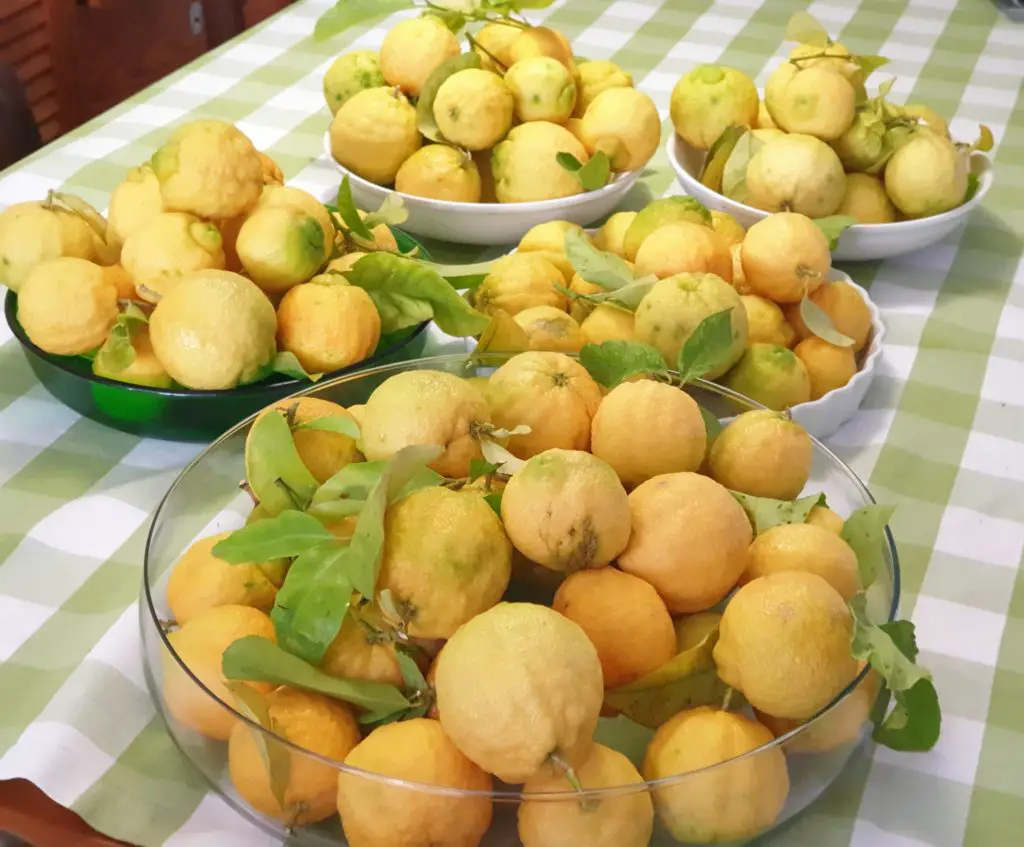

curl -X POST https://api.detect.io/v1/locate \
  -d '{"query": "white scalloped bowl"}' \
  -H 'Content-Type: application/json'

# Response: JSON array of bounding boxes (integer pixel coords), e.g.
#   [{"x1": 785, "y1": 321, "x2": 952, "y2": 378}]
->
[
  {"x1": 458, "y1": 262, "x2": 882, "y2": 440},
  {"x1": 667, "y1": 133, "x2": 994, "y2": 262},
  {"x1": 322, "y1": 131, "x2": 643, "y2": 246},
  {"x1": 785, "y1": 270, "x2": 885, "y2": 439}
]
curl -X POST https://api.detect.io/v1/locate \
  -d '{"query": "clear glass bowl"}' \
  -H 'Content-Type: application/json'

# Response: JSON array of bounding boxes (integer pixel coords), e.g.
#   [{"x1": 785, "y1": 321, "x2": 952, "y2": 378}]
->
[{"x1": 141, "y1": 353, "x2": 899, "y2": 847}]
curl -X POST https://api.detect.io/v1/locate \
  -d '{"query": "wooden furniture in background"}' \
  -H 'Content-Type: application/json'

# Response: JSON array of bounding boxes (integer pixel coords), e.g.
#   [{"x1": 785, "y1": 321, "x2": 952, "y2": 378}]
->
[
  {"x1": 0, "y1": 61, "x2": 42, "y2": 170},
  {"x1": 0, "y1": 0, "x2": 296, "y2": 148}
]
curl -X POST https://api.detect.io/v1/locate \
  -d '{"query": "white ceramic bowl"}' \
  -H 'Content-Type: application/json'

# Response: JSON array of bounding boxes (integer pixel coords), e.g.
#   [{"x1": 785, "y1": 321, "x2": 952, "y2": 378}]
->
[
  {"x1": 323, "y1": 131, "x2": 642, "y2": 246},
  {"x1": 456, "y1": 256, "x2": 882, "y2": 440},
  {"x1": 667, "y1": 134, "x2": 994, "y2": 262},
  {"x1": 786, "y1": 271, "x2": 885, "y2": 439}
]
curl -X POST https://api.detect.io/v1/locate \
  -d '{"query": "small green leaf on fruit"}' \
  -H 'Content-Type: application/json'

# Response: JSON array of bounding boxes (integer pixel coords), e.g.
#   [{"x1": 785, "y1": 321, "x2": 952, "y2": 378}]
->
[
  {"x1": 212, "y1": 510, "x2": 335, "y2": 562},
  {"x1": 785, "y1": 11, "x2": 830, "y2": 47},
  {"x1": 841, "y1": 504, "x2": 895, "y2": 589},
  {"x1": 701, "y1": 125, "x2": 747, "y2": 193},
  {"x1": 417, "y1": 52, "x2": 482, "y2": 142},
  {"x1": 971, "y1": 124, "x2": 994, "y2": 153},
  {"x1": 344, "y1": 251, "x2": 490, "y2": 336},
  {"x1": 94, "y1": 304, "x2": 149, "y2": 375},
  {"x1": 563, "y1": 229, "x2": 635, "y2": 291},
  {"x1": 721, "y1": 130, "x2": 764, "y2": 204},
  {"x1": 813, "y1": 215, "x2": 858, "y2": 250},
  {"x1": 223, "y1": 636, "x2": 411, "y2": 714},
  {"x1": 676, "y1": 309, "x2": 735, "y2": 385},
  {"x1": 579, "y1": 340, "x2": 668, "y2": 388},
  {"x1": 227, "y1": 682, "x2": 292, "y2": 810},
  {"x1": 295, "y1": 415, "x2": 361, "y2": 439},
  {"x1": 416, "y1": 259, "x2": 495, "y2": 292},
  {"x1": 799, "y1": 294, "x2": 855, "y2": 347},
  {"x1": 335, "y1": 176, "x2": 374, "y2": 241},
  {"x1": 483, "y1": 491, "x2": 503, "y2": 515},
  {"x1": 244, "y1": 410, "x2": 321, "y2": 517},
  {"x1": 876, "y1": 77, "x2": 897, "y2": 100},
  {"x1": 272, "y1": 351, "x2": 323, "y2": 382},
  {"x1": 853, "y1": 55, "x2": 891, "y2": 78},
  {"x1": 730, "y1": 491, "x2": 826, "y2": 536},
  {"x1": 558, "y1": 151, "x2": 611, "y2": 191},
  {"x1": 347, "y1": 445, "x2": 445, "y2": 599},
  {"x1": 699, "y1": 404, "x2": 724, "y2": 445},
  {"x1": 473, "y1": 309, "x2": 532, "y2": 355},
  {"x1": 363, "y1": 193, "x2": 409, "y2": 230},
  {"x1": 469, "y1": 458, "x2": 501, "y2": 480},
  {"x1": 604, "y1": 623, "x2": 728, "y2": 728}
]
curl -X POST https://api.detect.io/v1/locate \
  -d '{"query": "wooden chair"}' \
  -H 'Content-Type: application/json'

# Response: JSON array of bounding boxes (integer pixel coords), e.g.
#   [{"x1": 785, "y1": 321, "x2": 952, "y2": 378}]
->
[{"x1": 0, "y1": 63, "x2": 42, "y2": 172}]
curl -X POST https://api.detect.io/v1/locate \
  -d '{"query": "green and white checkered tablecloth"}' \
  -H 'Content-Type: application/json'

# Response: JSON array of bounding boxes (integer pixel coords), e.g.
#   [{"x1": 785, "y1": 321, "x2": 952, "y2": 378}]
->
[{"x1": 1, "y1": 0, "x2": 1022, "y2": 843}]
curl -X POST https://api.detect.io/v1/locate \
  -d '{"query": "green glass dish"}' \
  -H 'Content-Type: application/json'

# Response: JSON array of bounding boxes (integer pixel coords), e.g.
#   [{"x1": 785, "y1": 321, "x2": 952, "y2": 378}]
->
[{"x1": 4, "y1": 229, "x2": 431, "y2": 442}]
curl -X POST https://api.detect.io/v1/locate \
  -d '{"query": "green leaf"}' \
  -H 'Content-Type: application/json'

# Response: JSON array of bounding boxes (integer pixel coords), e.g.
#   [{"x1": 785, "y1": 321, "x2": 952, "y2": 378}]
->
[
  {"x1": 558, "y1": 151, "x2": 612, "y2": 191},
  {"x1": 721, "y1": 128, "x2": 764, "y2": 203},
  {"x1": 244, "y1": 410, "x2": 321, "y2": 517},
  {"x1": 336, "y1": 176, "x2": 374, "y2": 241},
  {"x1": 563, "y1": 229, "x2": 635, "y2": 291},
  {"x1": 853, "y1": 55, "x2": 891, "y2": 78},
  {"x1": 227, "y1": 682, "x2": 291, "y2": 812},
  {"x1": 873, "y1": 675, "x2": 941, "y2": 752},
  {"x1": 700, "y1": 125, "x2": 747, "y2": 193},
  {"x1": 272, "y1": 545, "x2": 353, "y2": 663},
  {"x1": 415, "y1": 259, "x2": 494, "y2": 292},
  {"x1": 395, "y1": 649, "x2": 429, "y2": 694},
  {"x1": 785, "y1": 11, "x2": 830, "y2": 47},
  {"x1": 342, "y1": 252, "x2": 490, "y2": 337},
  {"x1": 578, "y1": 340, "x2": 667, "y2": 388},
  {"x1": 423, "y1": 8, "x2": 467, "y2": 33},
  {"x1": 799, "y1": 294, "x2": 855, "y2": 348},
  {"x1": 560, "y1": 279, "x2": 657, "y2": 313},
  {"x1": 469, "y1": 458, "x2": 501, "y2": 480},
  {"x1": 604, "y1": 623, "x2": 728, "y2": 728},
  {"x1": 416, "y1": 52, "x2": 482, "y2": 142},
  {"x1": 223, "y1": 636, "x2": 411, "y2": 714},
  {"x1": 730, "y1": 491, "x2": 826, "y2": 536},
  {"x1": 472, "y1": 309, "x2": 532, "y2": 356},
  {"x1": 841, "y1": 504, "x2": 895, "y2": 589},
  {"x1": 964, "y1": 172, "x2": 980, "y2": 203},
  {"x1": 272, "y1": 351, "x2": 323, "y2": 382},
  {"x1": 295, "y1": 415, "x2": 361, "y2": 439},
  {"x1": 94, "y1": 303, "x2": 149, "y2": 375},
  {"x1": 362, "y1": 193, "x2": 410, "y2": 231},
  {"x1": 848, "y1": 594, "x2": 941, "y2": 752},
  {"x1": 556, "y1": 152, "x2": 583, "y2": 173},
  {"x1": 311, "y1": 460, "x2": 386, "y2": 509},
  {"x1": 813, "y1": 215, "x2": 858, "y2": 250},
  {"x1": 676, "y1": 309, "x2": 735, "y2": 385},
  {"x1": 347, "y1": 445, "x2": 445, "y2": 599},
  {"x1": 310, "y1": 458, "x2": 442, "y2": 517},
  {"x1": 314, "y1": 0, "x2": 411, "y2": 40},
  {"x1": 699, "y1": 404, "x2": 724, "y2": 446},
  {"x1": 212, "y1": 510, "x2": 335, "y2": 563},
  {"x1": 484, "y1": 491, "x2": 503, "y2": 516},
  {"x1": 970, "y1": 124, "x2": 994, "y2": 153}
]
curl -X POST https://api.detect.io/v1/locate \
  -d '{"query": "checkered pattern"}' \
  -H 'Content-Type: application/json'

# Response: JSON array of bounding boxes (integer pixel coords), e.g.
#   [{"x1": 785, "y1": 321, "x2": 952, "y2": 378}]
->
[{"x1": 0, "y1": 0, "x2": 1021, "y2": 843}]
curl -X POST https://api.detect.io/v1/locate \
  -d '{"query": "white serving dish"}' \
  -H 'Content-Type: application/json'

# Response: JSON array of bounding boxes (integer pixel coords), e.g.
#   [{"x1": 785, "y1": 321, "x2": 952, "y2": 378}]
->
[
  {"x1": 667, "y1": 133, "x2": 993, "y2": 262},
  {"x1": 322, "y1": 131, "x2": 642, "y2": 246},
  {"x1": 786, "y1": 270, "x2": 885, "y2": 439}
]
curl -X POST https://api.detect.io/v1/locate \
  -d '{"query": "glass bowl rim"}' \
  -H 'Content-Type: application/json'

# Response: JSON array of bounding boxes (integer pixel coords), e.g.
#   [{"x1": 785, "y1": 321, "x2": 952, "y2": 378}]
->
[
  {"x1": 4, "y1": 288, "x2": 430, "y2": 399},
  {"x1": 143, "y1": 351, "x2": 901, "y2": 801}
]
